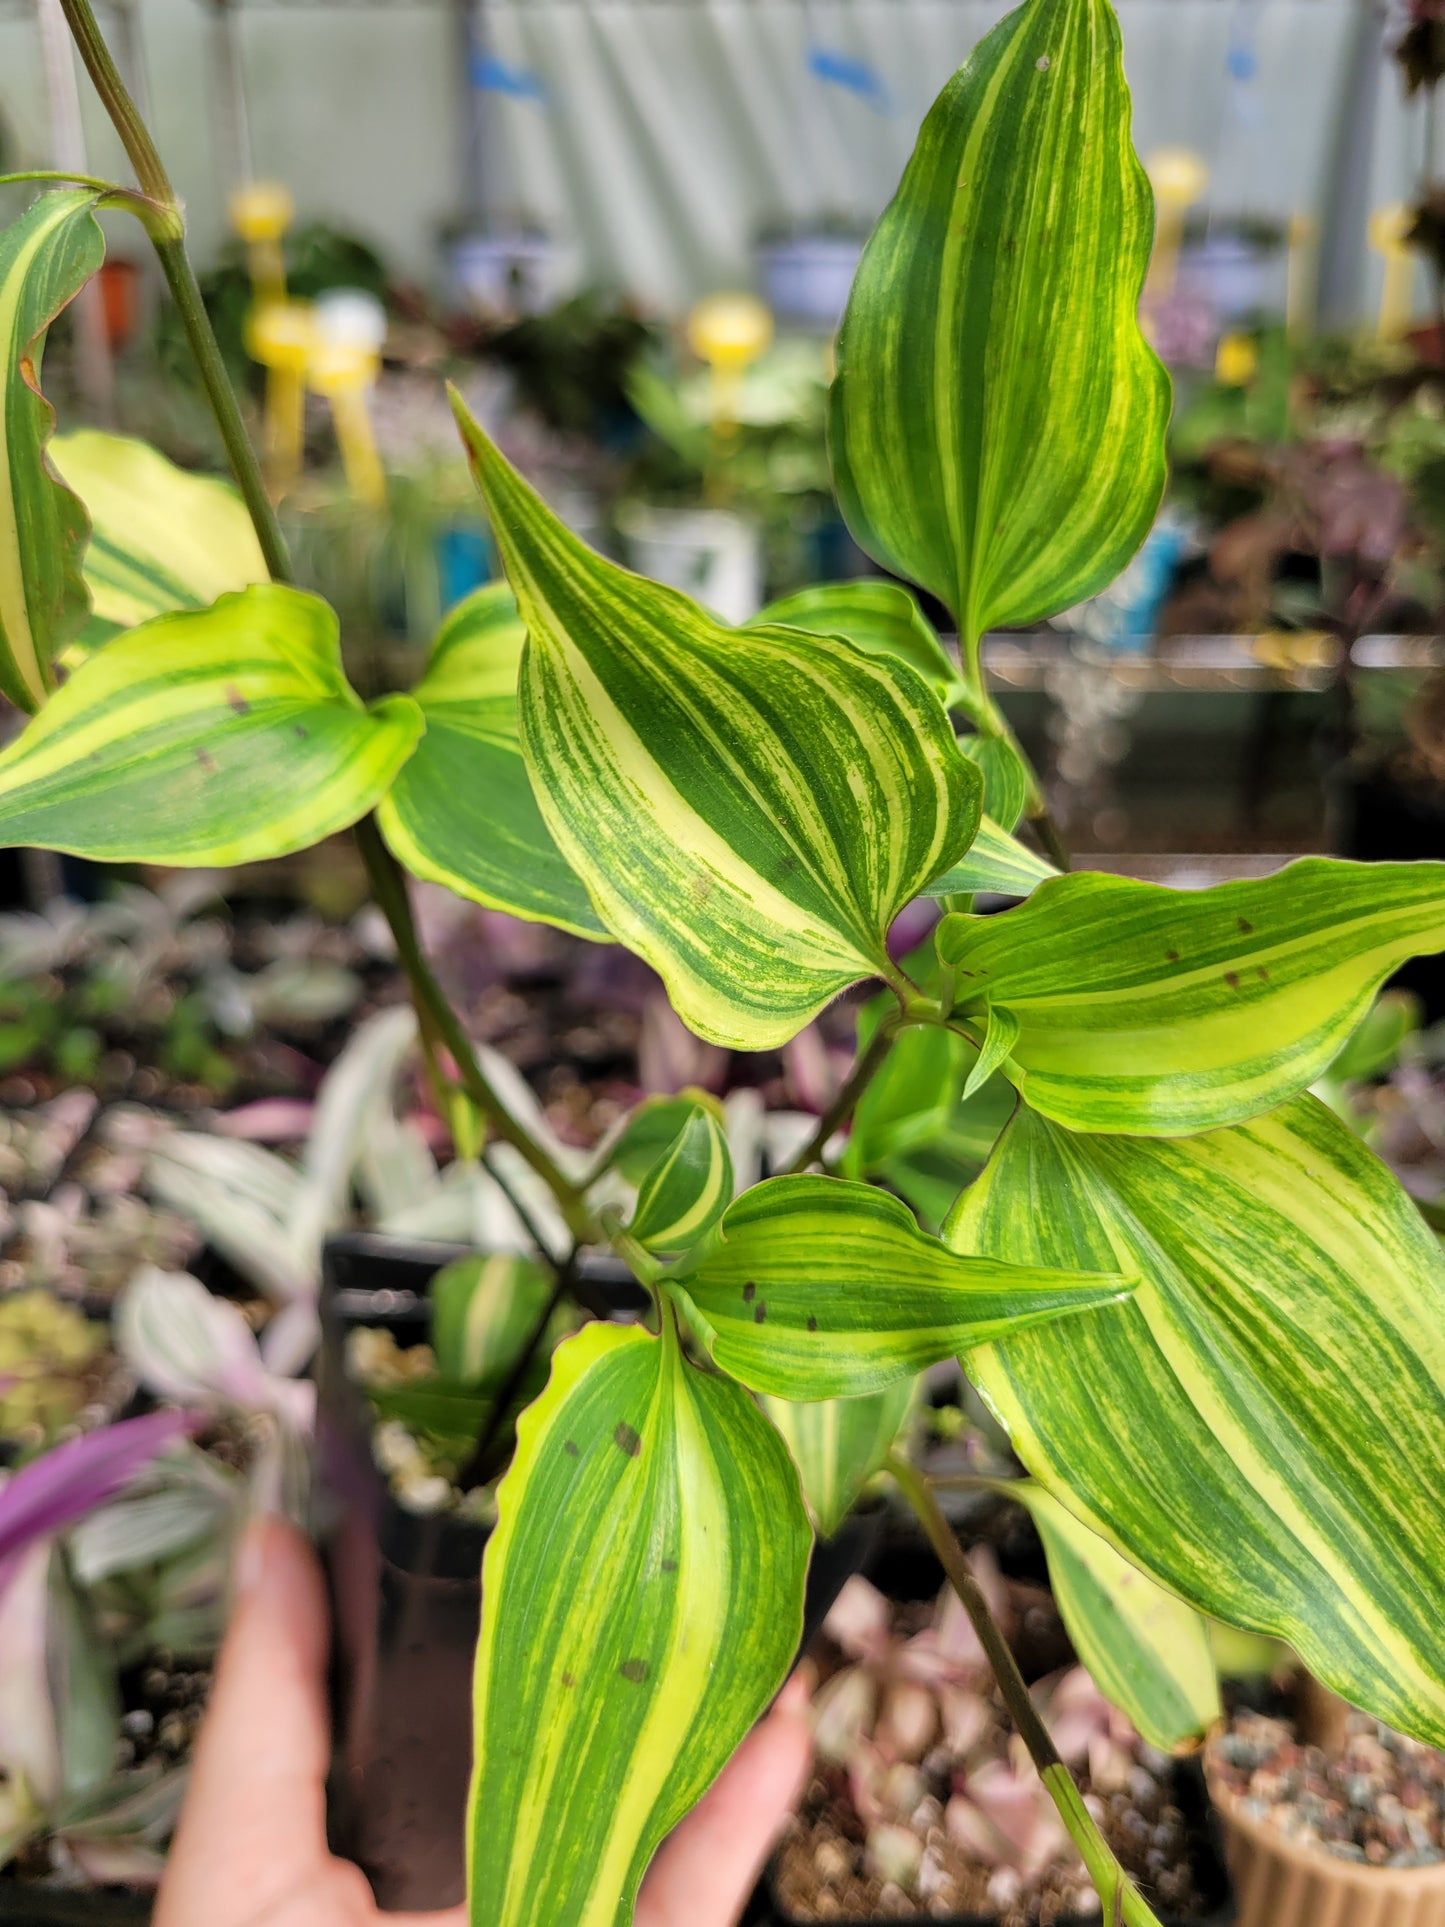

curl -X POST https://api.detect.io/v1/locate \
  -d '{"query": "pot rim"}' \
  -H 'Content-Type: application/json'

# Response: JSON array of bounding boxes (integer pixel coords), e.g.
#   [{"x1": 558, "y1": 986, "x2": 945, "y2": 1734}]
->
[{"x1": 1205, "y1": 1752, "x2": 1445, "y2": 1890}]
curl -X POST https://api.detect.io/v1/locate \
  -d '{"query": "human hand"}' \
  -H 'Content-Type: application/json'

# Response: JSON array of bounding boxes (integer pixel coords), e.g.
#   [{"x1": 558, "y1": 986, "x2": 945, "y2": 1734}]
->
[{"x1": 155, "y1": 1518, "x2": 812, "y2": 1927}]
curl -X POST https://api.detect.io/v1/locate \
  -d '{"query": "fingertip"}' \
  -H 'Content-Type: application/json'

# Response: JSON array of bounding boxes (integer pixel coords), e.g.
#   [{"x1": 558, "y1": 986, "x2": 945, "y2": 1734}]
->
[
  {"x1": 774, "y1": 1667, "x2": 813, "y2": 1717},
  {"x1": 232, "y1": 1516, "x2": 328, "y2": 1660}
]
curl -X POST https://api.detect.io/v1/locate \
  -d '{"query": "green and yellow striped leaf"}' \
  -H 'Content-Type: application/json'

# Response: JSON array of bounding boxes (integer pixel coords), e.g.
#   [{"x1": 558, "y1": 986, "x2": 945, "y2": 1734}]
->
[
  {"x1": 469, "y1": 1319, "x2": 810, "y2": 1927},
  {"x1": 0, "y1": 584, "x2": 422, "y2": 865},
  {"x1": 754, "y1": 580, "x2": 962, "y2": 708},
  {"x1": 937, "y1": 858, "x2": 1445, "y2": 1134},
  {"x1": 828, "y1": 0, "x2": 1169, "y2": 669},
  {"x1": 0, "y1": 190, "x2": 106, "y2": 712},
  {"x1": 48, "y1": 429, "x2": 268, "y2": 652},
  {"x1": 1004, "y1": 1480, "x2": 1218, "y2": 1753},
  {"x1": 674, "y1": 1173, "x2": 1131, "y2": 1399},
  {"x1": 925, "y1": 816, "x2": 1057, "y2": 901},
  {"x1": 453, "y1": 394, "x2": 982, "y2": 1050},
  {"x1": 431, "y1": 1250, "x2": 559, "y2": 1385},
  {"x1": 376, "y1": 584, "x2": 607, "y2": 940},
  {"x1": 948, "y1": 1095, "x2": 1445, "y2": 1745},
  {"x1": 595, "y1": 1090, "x2": 721, "y2": 1188},
  {"x1": 630, "y1": 1101, "x2": 734, "y2": 1255},
  {"x1": 957, "y1": 735, "x2": 1030, "y2": 834},
  {"x1": 761, "y1": 1378, "x2": 916, "y2": 1537}
]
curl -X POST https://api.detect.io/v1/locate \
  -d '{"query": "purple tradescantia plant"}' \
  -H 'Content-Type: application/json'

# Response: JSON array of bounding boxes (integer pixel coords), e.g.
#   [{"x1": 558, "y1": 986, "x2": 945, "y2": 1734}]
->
[{"x1": 0, "y1": 1410, "x2": 199, "y2": 1602}]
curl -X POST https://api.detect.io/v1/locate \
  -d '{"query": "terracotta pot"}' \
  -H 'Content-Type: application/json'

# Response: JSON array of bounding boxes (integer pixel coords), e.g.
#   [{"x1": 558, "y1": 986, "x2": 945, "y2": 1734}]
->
[
  {"x1": 1207, "y1": 1755, "x2": 1445, "y2": 1927},
  {"x1": 97, "y1": 259, "x2": 140, "y2": 349}
]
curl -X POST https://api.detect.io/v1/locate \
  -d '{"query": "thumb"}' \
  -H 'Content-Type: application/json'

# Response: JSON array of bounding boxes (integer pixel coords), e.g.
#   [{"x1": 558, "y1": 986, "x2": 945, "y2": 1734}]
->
[
  {"x1": 156, "y1": 1517, "x2": 335, "y2": 1926},
  {"x1": 635, "y1": 1672, "x2": 813, "y2": 1927}
]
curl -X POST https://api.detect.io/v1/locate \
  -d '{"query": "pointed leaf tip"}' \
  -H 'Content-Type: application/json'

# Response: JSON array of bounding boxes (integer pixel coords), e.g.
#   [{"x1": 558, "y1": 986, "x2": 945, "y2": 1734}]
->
[{"x1": 452, "y1": 396, "x2": 982, "y2": 1049}]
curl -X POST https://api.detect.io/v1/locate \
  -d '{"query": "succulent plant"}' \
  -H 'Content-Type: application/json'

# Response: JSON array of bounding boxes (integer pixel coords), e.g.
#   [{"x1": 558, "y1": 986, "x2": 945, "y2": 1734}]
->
[
  {"x1": 0, "y1": 1292, "x2": 110, "y2": 1448},
  {"x1": 785, "y1": 1572, "x2": 1190, "y2": 1921}
]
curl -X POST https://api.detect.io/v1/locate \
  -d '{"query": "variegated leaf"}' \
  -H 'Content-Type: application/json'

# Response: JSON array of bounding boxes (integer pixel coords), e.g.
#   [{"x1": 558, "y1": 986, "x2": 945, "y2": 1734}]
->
[
  {"x1": 469, "y1": 1320, "x2": 810, "y2": 1927},
  {"x1": 829, "y1": 0, "x2": 1169, "y2": 674},
  {"x1": 754, "y1": 580, "x2": 962, "y2": 708},
  {"x1": 957, "y1": 735, "x2": 1030, "y2": 834},
  {"x1": 1004, "y1": 1481, "x2": 1218, "y2": 1752},
  {"x1": 431, "y1": 1250, "x2": 558, "y2": 1384},
  {"x1": 948, "y1": 1095, "x2": 1445, "y2": 1745},
  {"x1": 48, "y1": 429, "x2": 268, "y2": 652},
  {"x1": 453, "y1": 394, "x2": 982, "y2": 1050},
  {"x1": 0, "y1": 584, "x2": 422, "y2": 864},
  {"x1": 629, "y1": 1100, "x2": 734, "y2": 1255},
  {"x1": 0, "y1": 190, "x2": 106, "y2": 711},
  {"x1": 937, "y1": 858, "x2": 1445, "y2": 1134},
  {"x1": 376, "y1": 584, "x2": 607, "y2": 939},
  {"x1": 925, "y1": 816, "x2": 1056, "y2": 901},
  {"x1": 674, "y1": 1174, "x2": 1131, "y2": 1398},
  {"x1": 761, "y1": 1378, "x2": 916, "y2": 1537}
]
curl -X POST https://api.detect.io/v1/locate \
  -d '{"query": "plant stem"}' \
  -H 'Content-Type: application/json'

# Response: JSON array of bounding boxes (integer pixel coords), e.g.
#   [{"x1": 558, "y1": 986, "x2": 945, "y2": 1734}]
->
[
  {"x1": 783, "y1": 1018, "x2": 900, "y2": 1176},
  {"x1": 886, "y1": 1453, "x2": 1163, "y2": 1927},
  {"x1": 963, "y1": 638, "x2": 1071, "y2": 874},
  {"x1": 57, "y1": 0, "x2": 603, "y2": 1252},
  {"x1": 354, "y1": 818, "x2": 595, "y2": 1241},
  {"x1": 55, "y1": 0, "x2": 293, "y2": 586},
  {"x1": 152, "y1": 237, "x2": 292, "y2": 583}
]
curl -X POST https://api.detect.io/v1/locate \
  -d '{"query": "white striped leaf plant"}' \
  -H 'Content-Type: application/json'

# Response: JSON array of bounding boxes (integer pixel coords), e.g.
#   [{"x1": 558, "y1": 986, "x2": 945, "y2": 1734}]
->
[{"x1": 3, "y1": 0, "x2": 1445, "y2": 1921}]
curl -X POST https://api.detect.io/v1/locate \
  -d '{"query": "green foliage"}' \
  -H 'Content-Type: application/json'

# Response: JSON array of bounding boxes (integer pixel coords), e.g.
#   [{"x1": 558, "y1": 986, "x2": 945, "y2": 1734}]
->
[
  {"x1": 0, "y1": 586, "x2": 422, "y2": 865},
  {"x1": 376, "y1": 584, "x2": 607, "y2": 938},
  {"x1": 0, "y1": 190, "x2": 106, "y2": 710},
  {"x1": 761, "y1": 1378, "x2": 916, "y2": 1537},
  {"x1": 628, "y1": 1101, "x2": 734, "y2": 1256},
  {"x1": 949, "y1": 1095, "x2": 1445, "y2": 1743},
  {"x1": 7, "y1": 0, "x2": 1445, "y2": 1916},
  {"x1": 675, "y1": 1174, "x2": 1131, "y2": 1397},
  {"x1": 431, "y1": 1251, "x2": 561, "y2": 1385},
  {"x1": 938, "y1": 859, "x2": 1445, "y2": 1134},
  {"x1": 49, "y1": 429, "x2": 268, "y2": 653},
  {"x1": 467, "y1": 1321, "x2": 810, "y2": 1927},
  {"x1": 829, "y1": 0, "x2": 1169, "y2": 670},
  {"x1": 1003, "y1": 1481, "x2": 1219, "y2": 1752},
  {"x1": 453, "y1": 393, "x2": 982, "y2": 1048}
]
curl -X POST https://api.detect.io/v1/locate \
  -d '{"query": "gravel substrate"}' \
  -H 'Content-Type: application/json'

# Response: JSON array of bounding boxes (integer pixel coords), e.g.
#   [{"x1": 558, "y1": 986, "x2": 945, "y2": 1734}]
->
[{"x1": 1210, "y1": 1708, "x2": 1445, "y2": 1869}]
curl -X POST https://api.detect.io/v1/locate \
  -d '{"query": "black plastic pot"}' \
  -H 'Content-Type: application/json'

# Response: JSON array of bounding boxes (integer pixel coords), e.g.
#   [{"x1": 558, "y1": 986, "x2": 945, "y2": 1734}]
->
[
  {"x1": 759, "y1": 1755, "x2": 1233, "y2": 1926},
  {"x1": 317, "y1": 1232, "x2": 883, "y2": 1912},
  {"x1": 752, "y1": 1525, "x2": 1237, "y2": 1927},
  {"x1": 317, "y1": 1231, "x2": 647, "y2": 1910},
  {"x1": 0, "y1": 1885, "x2": 152, "y2": 1923}
]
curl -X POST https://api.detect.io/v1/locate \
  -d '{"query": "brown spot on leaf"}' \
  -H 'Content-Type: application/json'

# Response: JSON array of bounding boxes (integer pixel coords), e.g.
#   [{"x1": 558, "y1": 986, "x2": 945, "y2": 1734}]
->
[
  {"x1": 1237, "y1": 917, "x2": 1254, "y2": 934},
  {"x1": 807, "y1": 1315, "x2": 818, "y2": 1333},
  {"x1": 195, "y1": 747, "x2": 215, "y2": 773},
  {"x1": 661, "y1": 1557, "x2": 678, "y2": 1574},
  {"x1": 224, "y1": 684, "x2": 251, "y2": 716},
  {"x1": 742, "y1": 1282, "x2": 756, "y2": 1304},
  {"x1": 614, "y1": 1422, "x2": 641, "y2": 1458},
  {"x1": 561, "y1": 1671, "x2": 576, "y2": 1688},
  {"x1": 1165, "y1": 949, "x2": 1180, "y2": 963},
  {"x1": 564, "y1": 1440, "x2": 579, "y2": 1459},
  {"x1": 1257, "y1": 966, "x2": 1270, "y2": 982},
  {"x1": 294, "y1": 725, "x2": 308, "y2": 740},
  {"x1": 1224, "y1": 970, "x2": 1241, "y2": 990},
  {"x1": 619, "y1": 1658, "x2": 649, "y2": 1684},
  {"x1": 753, "y1": 1302, "x2": 767, "y2": 1324}
]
